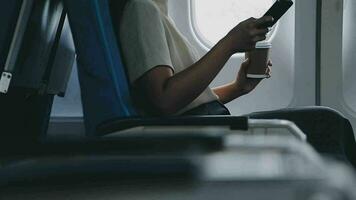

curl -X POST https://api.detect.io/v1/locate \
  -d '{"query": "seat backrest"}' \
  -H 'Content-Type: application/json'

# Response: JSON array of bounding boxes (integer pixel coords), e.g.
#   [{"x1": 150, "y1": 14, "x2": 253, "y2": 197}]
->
[
  {"x1": 0, "y1": 0, "x2": 71, "y2": 151},
  {"x1": 0, "y1": 1, "x2": 23, "y2": 71},
  {"x1": 0, "y1": 0, "x2": 73, "y2": 95},
  {"x1": 65, "y1": 0, "x2": 138, "y2": 136}
]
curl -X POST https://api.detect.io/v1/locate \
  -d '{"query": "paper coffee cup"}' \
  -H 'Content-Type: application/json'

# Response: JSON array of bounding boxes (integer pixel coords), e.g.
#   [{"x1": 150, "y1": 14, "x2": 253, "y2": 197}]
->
[{"x1": 245, "y1": 41, "x2": 272, "y2": 79}]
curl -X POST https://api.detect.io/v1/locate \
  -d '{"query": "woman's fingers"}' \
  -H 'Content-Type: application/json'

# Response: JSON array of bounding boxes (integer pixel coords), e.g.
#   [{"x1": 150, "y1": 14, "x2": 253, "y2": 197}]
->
[
  {"x1": 241, "y1": 58, "x2": 251, "y2": 69},
  {"x1": 267, "y1": 60, "x2": 272, "y2": 78},
  {"x1": 253, "y1": 35, "x2": 267, "y2": 43},
  {"x1": 266, "y1": 66, "x2": 272, "y2": 78},
  {"x1": 252, "y1": 28, "x2": 269, "y2": 36},
  {"x1": 255, "y1": 16, "x2": 274, "y2": 28}
]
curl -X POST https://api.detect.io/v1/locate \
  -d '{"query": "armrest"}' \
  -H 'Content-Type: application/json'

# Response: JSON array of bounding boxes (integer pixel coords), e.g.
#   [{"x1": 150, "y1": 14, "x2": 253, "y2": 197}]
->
[{"x1": 97, "y1": 116, "x2": 249, "y2": 136}]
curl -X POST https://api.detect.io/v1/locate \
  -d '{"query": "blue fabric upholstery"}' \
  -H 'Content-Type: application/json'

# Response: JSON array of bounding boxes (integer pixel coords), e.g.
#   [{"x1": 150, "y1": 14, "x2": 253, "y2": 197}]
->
[{"x1": 65, "y1": 0, "x2": 137, "y2": 136}]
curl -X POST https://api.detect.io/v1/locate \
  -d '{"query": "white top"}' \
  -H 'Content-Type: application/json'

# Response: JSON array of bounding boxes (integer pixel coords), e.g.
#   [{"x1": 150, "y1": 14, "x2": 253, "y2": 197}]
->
[{"x1": 119, "y1": 0, "x2": 218, "y2": 115}]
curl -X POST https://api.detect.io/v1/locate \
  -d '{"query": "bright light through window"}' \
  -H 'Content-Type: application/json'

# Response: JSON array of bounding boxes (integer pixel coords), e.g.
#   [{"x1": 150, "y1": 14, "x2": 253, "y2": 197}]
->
[{"x1": 192, "y1": 0, "x2": 275, "y2": 46}]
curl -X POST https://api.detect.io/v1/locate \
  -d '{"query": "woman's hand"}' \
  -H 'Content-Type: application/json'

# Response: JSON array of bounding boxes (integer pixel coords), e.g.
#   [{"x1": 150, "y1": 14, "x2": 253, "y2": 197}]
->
[
  {"x1": 224, "y1": 16, "x2": 274, "y2": 54},
  {"x1": 234, "y1": 59, "x2": 272, "y2": 96},
  {"x1": 213, "y1": 59, "x2": 272, "y2": 104}
]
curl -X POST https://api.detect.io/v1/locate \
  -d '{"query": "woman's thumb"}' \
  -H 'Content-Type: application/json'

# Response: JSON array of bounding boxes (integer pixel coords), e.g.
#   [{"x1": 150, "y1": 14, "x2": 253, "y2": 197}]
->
[{"x1": 240, "y1": 58, "x2": 250, "y2": 71}]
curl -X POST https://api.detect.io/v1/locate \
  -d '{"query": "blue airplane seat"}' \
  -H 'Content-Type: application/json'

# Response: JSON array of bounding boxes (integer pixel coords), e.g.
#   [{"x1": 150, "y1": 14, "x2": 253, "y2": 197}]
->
[
  {"x1": 64, "y1": 0, "x2": 139, "y2": 135},
  {"x1": 65, "y1": 0, "x2": 248, "y2": 137}
]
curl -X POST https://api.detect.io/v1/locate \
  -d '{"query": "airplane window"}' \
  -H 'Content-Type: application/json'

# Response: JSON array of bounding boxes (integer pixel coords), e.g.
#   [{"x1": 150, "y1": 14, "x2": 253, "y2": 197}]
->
[
  {"x1": 171, "y1": 0, "x2": 297, "y2": 115},
  {"x1": 191, "y1": 0, "x2": 276, "y2": 47}
]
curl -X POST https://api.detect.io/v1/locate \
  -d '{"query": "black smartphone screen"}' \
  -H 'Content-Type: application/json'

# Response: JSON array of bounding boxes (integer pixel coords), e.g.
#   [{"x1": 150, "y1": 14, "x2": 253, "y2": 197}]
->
[{"x1": 263, "y1": 0, "x2": 294, "y2": 27}]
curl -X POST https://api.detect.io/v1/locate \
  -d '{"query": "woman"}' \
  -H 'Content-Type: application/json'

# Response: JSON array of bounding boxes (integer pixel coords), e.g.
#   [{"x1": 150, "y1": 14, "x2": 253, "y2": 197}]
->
[{"x1": 114, "y1": 0, "x2": 355, "y2": 166}]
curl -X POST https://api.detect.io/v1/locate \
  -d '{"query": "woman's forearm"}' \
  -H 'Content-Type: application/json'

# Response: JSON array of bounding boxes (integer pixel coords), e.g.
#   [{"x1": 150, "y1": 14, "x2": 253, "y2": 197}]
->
[
  {"x1": 213, "y1": 83, "x2": 245, "y2": 104},
  {"x1": 139, "y1": 17, "x2": 273, "y2": 115},
  {"x1": 155, "y1": 38, "x2": 234, "y2": 114}
]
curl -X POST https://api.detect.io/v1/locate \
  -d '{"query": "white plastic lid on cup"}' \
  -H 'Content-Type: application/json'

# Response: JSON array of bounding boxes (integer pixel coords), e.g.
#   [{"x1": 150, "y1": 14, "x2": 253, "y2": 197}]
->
[{"x1": 255, "y1": 41, "x2": 272, "y2": 49}]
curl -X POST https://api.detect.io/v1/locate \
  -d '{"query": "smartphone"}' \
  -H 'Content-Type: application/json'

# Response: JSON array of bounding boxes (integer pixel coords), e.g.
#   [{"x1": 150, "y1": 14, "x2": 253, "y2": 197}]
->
[{"x1": 263, "y1": 0, "x2": 294, "y2": 27}]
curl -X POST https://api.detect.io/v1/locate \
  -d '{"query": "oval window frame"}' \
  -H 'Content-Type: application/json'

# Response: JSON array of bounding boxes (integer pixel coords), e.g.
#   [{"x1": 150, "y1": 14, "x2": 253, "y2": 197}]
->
[{"x1": 189, "y1": 0, "x2": 280, "y2": 52}]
